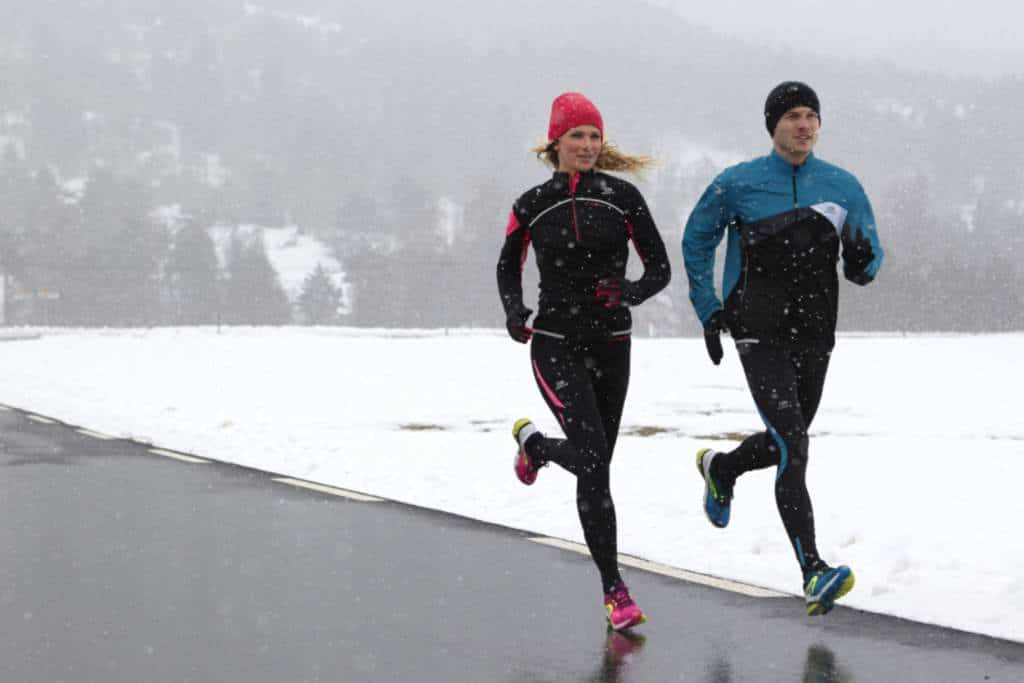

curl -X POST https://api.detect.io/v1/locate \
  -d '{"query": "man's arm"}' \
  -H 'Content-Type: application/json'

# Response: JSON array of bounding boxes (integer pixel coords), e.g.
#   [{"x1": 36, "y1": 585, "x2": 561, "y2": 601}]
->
[
  {"x1": 841, "y1": 181, "x2": 884, "y2": 285},
  {"x1": 682, "y1": 176, "x2": 730, "y2": 323}
]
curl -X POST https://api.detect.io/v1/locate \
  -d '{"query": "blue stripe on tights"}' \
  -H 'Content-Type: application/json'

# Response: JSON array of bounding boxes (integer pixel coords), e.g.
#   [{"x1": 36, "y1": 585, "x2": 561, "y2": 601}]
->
[
  {"x1": 794, "y1": 537, "x2": 806, "y2": 567},
  {"x1": 757, "y1": 408, "x2": 788, "y2": 481}
]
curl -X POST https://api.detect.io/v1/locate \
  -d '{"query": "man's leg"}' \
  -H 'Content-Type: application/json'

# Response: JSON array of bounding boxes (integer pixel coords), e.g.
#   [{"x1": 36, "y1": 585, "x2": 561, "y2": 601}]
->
[
  {"x1": 795, "y1": 347, "x2": 831, "y2": 428},
  {"x1": 732, "y1": 344, "x2": 825, "y2": 574},
  {"x1": 785, "y1": 346, "x2": 854, "y2": 614},
  {"x1": 710, "y1": 341, "x2": 785, "y2": 484},
  {"x1": 713, "y1": 344, "x2": 832, "y2": 483}
]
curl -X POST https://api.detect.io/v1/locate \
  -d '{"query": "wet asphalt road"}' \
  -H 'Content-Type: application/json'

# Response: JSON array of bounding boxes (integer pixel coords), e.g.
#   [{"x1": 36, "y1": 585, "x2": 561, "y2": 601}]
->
[{"x1": 1, "y1": 406, "x2": 1022, "y2": 682}]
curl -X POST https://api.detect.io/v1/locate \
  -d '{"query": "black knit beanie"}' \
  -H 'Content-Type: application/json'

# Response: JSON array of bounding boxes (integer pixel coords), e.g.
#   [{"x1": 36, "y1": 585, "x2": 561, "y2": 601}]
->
[{"x1": 764, "y1": 81, "x2": 820, "y2": 135}]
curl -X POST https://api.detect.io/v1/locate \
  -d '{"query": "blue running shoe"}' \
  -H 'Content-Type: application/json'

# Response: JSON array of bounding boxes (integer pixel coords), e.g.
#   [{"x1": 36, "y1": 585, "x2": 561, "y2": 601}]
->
[
  {"x1": 804, "y1": 565, "x2": 855, "y2": 616},
  {"x1": 696, "y1": 448, "x2": 732, "y2": 528}
]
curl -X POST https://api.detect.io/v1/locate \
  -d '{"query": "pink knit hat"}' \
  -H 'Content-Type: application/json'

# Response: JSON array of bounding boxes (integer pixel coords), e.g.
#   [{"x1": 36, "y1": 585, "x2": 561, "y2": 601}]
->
[{"x1": 547, "y1": 92, "x2": 604, "y2": 142}]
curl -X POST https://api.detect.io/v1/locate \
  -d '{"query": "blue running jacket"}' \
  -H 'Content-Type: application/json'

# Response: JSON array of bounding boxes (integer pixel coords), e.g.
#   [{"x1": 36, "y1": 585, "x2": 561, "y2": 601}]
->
[{"x1": 683, "y1": 150, "x2": 883, "y2": 349}]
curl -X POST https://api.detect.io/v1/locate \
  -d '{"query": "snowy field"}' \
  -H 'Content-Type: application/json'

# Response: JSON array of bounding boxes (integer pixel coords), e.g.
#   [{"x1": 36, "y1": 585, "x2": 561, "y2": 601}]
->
[{"x1": 0, "y1": 327, "x2": 1021, "y2": 643}]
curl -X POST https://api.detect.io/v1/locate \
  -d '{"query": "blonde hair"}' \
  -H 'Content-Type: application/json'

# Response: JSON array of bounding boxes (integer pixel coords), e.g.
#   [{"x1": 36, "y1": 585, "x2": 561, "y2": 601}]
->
[{"x1": 531, "y1": 140, "x2": 655, "y2": 174}]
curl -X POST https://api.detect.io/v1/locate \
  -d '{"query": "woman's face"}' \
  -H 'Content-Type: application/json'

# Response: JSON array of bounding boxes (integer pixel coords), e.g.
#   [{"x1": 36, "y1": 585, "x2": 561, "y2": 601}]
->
[{"x1": 555, "y1": 125, "x2": 602, "y2": 174}]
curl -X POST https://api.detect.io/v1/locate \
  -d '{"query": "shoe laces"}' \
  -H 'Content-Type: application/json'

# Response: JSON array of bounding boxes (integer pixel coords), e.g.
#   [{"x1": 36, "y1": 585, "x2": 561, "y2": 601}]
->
[
  {"x1": 606, "y1": 584, "x2": 635, "y2": 609},
  {"x1": 713, "y1": 471, "x2": 734, "y2": 501},
  {"x1": 707, "y1": 462, "x2": 733, "y2": 503},
  {"x1": 804, "y1": 563, "x2": 832, "y2": 587},
  {"x1": 520, "y1": 452, "x2": 547, "y2": 472}
]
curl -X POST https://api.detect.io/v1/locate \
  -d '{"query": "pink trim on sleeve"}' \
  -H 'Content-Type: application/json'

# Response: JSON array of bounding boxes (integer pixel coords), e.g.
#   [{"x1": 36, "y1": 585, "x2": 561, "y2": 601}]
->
[
  {"x1": 625, "y1": 218, "x2": 646, "y2": 263},
  {"x1": 505, "y1": 210, "x2": 522, "y2": 237}
]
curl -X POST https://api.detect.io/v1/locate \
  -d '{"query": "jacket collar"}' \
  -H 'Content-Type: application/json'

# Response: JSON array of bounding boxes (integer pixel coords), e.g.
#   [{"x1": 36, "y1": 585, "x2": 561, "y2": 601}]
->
[
  {"x1": 552, "y1": 168, "x2": 595, "y2": 193},
  {"x1": 768, "y1": 149, "x2": 816, "y2": 173}
]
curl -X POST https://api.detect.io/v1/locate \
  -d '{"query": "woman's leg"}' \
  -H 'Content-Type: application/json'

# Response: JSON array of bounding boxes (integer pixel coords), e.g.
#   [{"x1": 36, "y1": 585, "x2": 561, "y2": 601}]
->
[
  {"x1": 588, "y1": 337, "x2": 631, "y2": 458},
  {"x1": 526, "y1": 335, "x2": 622, "y2": 593}
]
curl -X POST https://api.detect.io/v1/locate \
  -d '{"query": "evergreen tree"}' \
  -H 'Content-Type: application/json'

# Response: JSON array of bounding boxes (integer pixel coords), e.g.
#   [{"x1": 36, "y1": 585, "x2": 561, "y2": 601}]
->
[
  {"x1": 166, "y1": 221, "x2": 221, "y2": 324},
  {"x1": 59, "y1": 170, "x2": 157, "y2": 325},
  {"x1": 70, "y1": 219, "x2": 166, "y2": 326},
  {"x1": 343, "y1": 243, "x2": 393, "y2": 327},
  {"x1": 0, "y1": 164, "x2": 73, "y2": 324},
  {"x1": 297, "y1": 263, "x2": 343, "y2": 325},
  {"x1": 222, "y1": 230, "x2": 291, "y2": 325}
]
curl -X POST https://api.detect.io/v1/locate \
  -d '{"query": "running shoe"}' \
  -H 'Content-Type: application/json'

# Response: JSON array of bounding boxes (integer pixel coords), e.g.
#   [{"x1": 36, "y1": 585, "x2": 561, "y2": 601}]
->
[
  {"x1": 803, "y1": 564, "x2": 855, "y2": 616},
  {"x1": 512, "y1": 418, "x2": 540, "y2": 485},
  {"x1": 696, "y1": 448, "x2": 732, "y2": 528},
  {"x1": 603, "y1": 581, "x2": 646, "y2": 631}
]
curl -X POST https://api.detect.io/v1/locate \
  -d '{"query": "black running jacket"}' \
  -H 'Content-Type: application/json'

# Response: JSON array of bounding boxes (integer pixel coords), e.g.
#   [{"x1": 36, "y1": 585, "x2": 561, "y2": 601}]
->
[{"x1": 497, "y1": 170, "x2": 670, "y2": 340}]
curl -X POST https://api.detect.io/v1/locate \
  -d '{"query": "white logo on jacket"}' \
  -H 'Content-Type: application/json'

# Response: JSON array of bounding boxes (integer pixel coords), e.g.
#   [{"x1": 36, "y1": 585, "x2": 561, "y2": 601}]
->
[{"x1": 810, "y1": 202, "x2": 848, "y2": 233}]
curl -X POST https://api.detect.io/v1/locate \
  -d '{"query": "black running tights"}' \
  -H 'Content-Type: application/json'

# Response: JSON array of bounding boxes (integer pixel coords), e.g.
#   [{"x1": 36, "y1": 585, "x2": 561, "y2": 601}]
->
[
  {"x1": 714, "y1": 343, "x2": 832, "y2": 575},
  {"x1": 525, "y1": 333, "x2": 630, "y2": 594}
]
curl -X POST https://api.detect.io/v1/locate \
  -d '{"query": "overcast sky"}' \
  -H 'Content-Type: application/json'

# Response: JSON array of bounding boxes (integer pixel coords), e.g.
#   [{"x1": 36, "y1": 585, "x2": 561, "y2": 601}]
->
[{"x1": 650, "y1": 0, "x2": 1022, "y2": 78}]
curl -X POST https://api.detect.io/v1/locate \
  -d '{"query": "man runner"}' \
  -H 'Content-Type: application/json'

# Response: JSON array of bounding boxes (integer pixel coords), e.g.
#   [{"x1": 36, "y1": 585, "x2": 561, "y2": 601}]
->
[{"x1": 682, "y1": 81, "x2": 883, "y2": 616}]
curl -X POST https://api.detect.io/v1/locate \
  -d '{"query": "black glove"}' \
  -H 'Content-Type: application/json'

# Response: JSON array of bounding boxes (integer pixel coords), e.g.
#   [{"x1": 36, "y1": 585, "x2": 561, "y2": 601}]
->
[
  {"x1": 703, "y1": 311, "x2": 726, "y2": 366},
  {"x1": 595, "y1": 277, "x2": 640, "y2": 309},
  {"x1": 505, "y1": 305, "x2": 533, "y2": 344},
  {"x1": 841, "y1": 226, "x2": 875, "y2": 285}
]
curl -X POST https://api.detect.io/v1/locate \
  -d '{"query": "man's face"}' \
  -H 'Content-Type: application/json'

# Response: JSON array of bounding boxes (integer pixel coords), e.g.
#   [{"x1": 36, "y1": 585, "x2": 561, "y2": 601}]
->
[{"x1": 772, "y1": 106, "x2": 820, "y2": 159}]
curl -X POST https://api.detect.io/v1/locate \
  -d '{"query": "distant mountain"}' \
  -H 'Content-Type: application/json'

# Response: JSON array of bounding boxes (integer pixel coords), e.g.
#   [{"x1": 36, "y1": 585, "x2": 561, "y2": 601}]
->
[{"x1": 0, "y1": 0, "x2": 1021, "y2": 330}]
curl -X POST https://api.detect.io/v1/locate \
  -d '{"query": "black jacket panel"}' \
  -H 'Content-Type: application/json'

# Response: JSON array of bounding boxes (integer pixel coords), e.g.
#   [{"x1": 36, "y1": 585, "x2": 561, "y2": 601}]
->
[{"x1": 725, "y1": 208, "x2": 840, "y2": 347}]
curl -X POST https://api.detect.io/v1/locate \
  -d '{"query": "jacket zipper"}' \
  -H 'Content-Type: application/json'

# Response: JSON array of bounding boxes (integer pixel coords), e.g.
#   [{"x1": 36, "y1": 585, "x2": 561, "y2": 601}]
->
[
  {"x1": 740, "y1": 166, "x2": 798, "y2": 322},
  {"x1": 570, "y1": 172, "x2": 581, "y2": 243},
  {"x1": 740, "y1": 248, "x2": 750, "y2": 313}
]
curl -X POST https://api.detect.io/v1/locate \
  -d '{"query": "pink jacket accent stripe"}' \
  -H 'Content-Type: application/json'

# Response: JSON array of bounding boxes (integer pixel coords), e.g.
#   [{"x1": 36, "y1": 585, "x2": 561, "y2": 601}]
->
[
  {"x1": 505, "y1": 210, "x2": 521, "y2": 237},
  {"x1": 532, "y1": 361, "x2": 566, "y2": 409},
  {"x1": 625, "y1": 218, "x2": 646, "y2": 263}
]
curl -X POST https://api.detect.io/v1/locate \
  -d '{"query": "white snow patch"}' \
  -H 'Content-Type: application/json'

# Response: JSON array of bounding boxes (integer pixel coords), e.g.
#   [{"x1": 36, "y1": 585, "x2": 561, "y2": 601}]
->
[
  {"x1": 243, "y1": 3, "x2": 342, "y2": 37},
  {"x1": 203, "y1": 154, "x2": 230, "y2": 189},
  {"x1": 436, "y1": 196, "x2": 463, "y2": 250},
  {"x1": 872, "y1": 100, "x2": 916, "y2": 122},
  {"x1": 959, "y1": 203, "x2": 976, "y2": 232},
  {"x1": 149, "y1": 204, "x2": 188, "y2": 231},
  {"x1": 59, "y1": 177, "x2": 87, "y2": 204},
  {"x1": 0, "y1": 135, "x2": 25, "y2": 160}
]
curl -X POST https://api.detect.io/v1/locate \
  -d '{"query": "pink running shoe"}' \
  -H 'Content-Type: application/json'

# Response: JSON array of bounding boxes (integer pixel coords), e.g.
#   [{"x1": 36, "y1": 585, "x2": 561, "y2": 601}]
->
[
  {"x1": 604, "y1": 582, "x2": 646, "y2": 631},
  {"x1": 512, "y1": 418, "x2": 541, "y2": 486}
]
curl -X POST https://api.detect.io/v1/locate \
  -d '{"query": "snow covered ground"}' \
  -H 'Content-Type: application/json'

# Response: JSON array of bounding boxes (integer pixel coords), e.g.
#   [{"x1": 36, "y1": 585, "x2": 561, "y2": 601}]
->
[{"x1": 0, "y1": 327, "x2": 1021, "y2": 643}]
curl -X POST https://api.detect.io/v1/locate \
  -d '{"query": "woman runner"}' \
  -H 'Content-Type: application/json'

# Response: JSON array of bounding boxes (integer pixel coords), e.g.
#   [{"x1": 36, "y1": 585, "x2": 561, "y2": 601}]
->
[{"x1": 496, "y1": 92, "x2": 670, "y2": 630}]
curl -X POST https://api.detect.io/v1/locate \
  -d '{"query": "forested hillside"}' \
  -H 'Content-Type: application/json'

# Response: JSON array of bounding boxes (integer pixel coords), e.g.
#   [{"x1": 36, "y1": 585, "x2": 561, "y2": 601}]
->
[{"x1": 1, "y1": 0, "x2": 1020, "y2": 330}]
